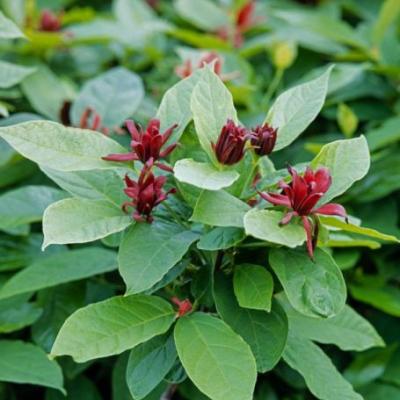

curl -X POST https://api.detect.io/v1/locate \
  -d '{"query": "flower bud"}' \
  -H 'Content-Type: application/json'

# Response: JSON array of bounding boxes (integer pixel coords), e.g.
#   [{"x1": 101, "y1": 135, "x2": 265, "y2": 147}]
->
[{"x1": 250, "y1": 124, "x2": 277, "y2": 156}]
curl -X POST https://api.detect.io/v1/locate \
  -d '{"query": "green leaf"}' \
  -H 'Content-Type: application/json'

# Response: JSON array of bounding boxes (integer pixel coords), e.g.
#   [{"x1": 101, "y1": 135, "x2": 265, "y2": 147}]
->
[
  {"x1": 349, "y1": 284, "x2": 400, "y2": 317},
  {"x1": 156, "y1": 68, "x2": 204, "y2": 144},
  {"x1": 278, "y1": 295, "x2": 384, "y2": 351},
  {"x1": 366, "y1": 116, "x2": 400, "y2": 152},
  {"x1": 174, "y1": 0, "x2": 229, "y2": 31},
  {"x1": 126, "y1": 334, "x2": 177, "y2": 399},
  {"x1": 0, "y1": 121, "x2": 127, "y2": 171},
  {"x1": 244, "y1": 209, "x2": 306, "y2": 247},
  {"x1": 21, "y1": 65, "x2": 73, "y2": 121},
  {"x1": 43, "y1": 198, "x2": 131, "y2": 248},
  {"x1": 311, "y1": 136, "x2": 370, "y2": 203},
  {"x1": 197, "y1": 227, "x2": 245, "y2": 250},
  {"x1": 174, "y1": 312, "x2": 257, "y2": 400},
  {"x1": 269, "y1": 248, "x2": 346, "y2": 318},
  {"x1": 320, "y1": 216, "x2": 399, "y2": 243},
  {"x1": 0, "y1": 11, "x2": 25, "y2": 39},
  {"x1": 174, "y1": 159, "x2": 239, "y2": 190},
  {"x1": 372, "y1": 0, "x2": 400, "y2": 45},
  {"x1": 71, "y1": 67, "x2": 144, "y2": 129},
  {"x1": 51, "y1": 294, "x2": 175, "y2": 362},
  {"x1": 41, "y1": 167, "x2": 126, "y2": 207},
  {"x1": 214, "y1": 273, "x2": 288, "y2": 373},
  {"x1": 0, "y1": 248, "x2": 117, "y2": 300},
  {"x1": 233, "y1": 264, "x2": 274, "y2": 312},
  {"x1": 191, "y1": 190, "x2": 250, "y2": 228},
  {"x1": 0, "y1": 61, "x2": 35, "y2": 89},
  {"x1": 0, "y1": 185, "x2": 66, "y2": 231},
  {"x1": 266, "y1": 66, "x2": 333, "y2": 151},
  {"x1": 0, "y1": 340, "x2": 64, "y2": 393},
  {"x1": 119, "y1": 222, "x2": 199, "y2": 294},
  {"x1": 337, "y1": 103, "x2": 358, "y2": 138},
  {"x1": 191, "y1": 67, "x2": 237, "y2": 162},
  {"x1": 283, "y1": 335, "x2": 362, "y2": 400}
]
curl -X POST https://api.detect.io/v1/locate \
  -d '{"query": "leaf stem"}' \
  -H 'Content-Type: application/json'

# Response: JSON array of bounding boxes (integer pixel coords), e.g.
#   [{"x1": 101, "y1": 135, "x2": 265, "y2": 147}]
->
[{"x1": 262, "y1": 67, "x2": 284, "y2": 110}]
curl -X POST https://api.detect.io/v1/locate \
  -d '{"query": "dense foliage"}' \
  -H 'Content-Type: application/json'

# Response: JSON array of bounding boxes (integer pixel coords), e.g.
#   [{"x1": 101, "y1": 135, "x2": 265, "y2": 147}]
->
[{"x1": 0, "y1": 0, "x2": 399, "y2": 399}]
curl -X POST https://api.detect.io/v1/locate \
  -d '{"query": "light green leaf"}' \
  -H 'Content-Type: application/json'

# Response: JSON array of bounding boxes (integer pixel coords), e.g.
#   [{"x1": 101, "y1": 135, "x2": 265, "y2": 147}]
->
[
  {"x1": 0, "y1": 248, "x2": 117, "y2": 300},
  {"x1": 71, "y1": 67, "x2": 144, "y2": 129},
  {"x1": 283, "y1": 335, "x2": 362, "y2": 400},
  {"x1": 233, "y1": 264, "x2": 274, "y2": 312},
  {"x1": 119, "y1": 221, "x2": 199, "y2": 294},
  {"x1": 278, "y1": 295, "x2": 384, "y2": 351},
  {"x1": 21, "y1": 65, "x2": 73, "y2": 121},
  {"x1": 51, "y1": 295, "x2": 175, "y2": 362},
  {"x1": 191, "y1": 190, "x2": 250, "y2": 228},
  {"x1": 214, "y1": 273, "x2": 288, "y2": 373},
  {"x1": 337, "y1": 103, "x2": 358, "y2": 138},
  {"x1": 311, "y1": 136, "x2": 370, "y2": 203},
  {"x1": 41, "y1": 167, "x2": 126, "y2": 207},
  {"x1": 43, "y1": 198, "x2": 131, "y2": 248},
  {"x1": 366, "y1": 116, "x2": 400, "y2": 152},
  {"x1": 191, "y1": 67, "x2": 237, "y2": 162},
  {"x1": 197, "y1": 227, "x2": 245, "y2": 250},
  {"x1": 174, "y1": 312, "x2": 257, "y2": 400},
  {"x1": 174, "y1": 0, "x2": 229, "y2": 31},
  {"x1": 320, "y1": 216, "x2": 399, "y2": 243},
  {"x1": 0, "y1": 340, "x2": 64, "y2": 393},
  {"x1": 0, "y1": 11, "x2": 25, "y2": 39},
  {"x1": 269, "y1": 248, "x2": 346, "y2": 318},
  {"x1": 0, "y1": 121, "x2": 127, "y2": 171},
  {"x1": 266, "y1": 66, "x2": 333, "y2": 151},
  {"x1": 0, "y1": 61, "x2": 35, "y2": 89},
  {"x1": 373, "y1": 0, "x2": 400, "y2": 45},
  {"x1": 0, "y1": 185, "x2": 66, "y2": 231},
  {"x1": 174, "y1": 159, "x2": 239, "y2": 190},
  {"x1": 156, "y1": 64, "x2": 204, "y2": 144},
  {"x1": 327, "y1": 233, "x2": 381, "y2": 249},
  {"x1": 126, "y1": 334, "x2": 177, "y2": 399},
  {"x1": 244, "y1": 209, "x2": 306, "y2": 247}
]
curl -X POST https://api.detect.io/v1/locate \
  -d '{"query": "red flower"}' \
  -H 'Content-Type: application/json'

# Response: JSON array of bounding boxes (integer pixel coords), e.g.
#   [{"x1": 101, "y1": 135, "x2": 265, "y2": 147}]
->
[
  {"x1": 260, "y1": 166, "x2": 348, "y2": 258},
  {"x1": 212, "y1": 119, "x2": 250, "y2": 165},
  {"x1": 175, "y1": 52, "x2": 223, "y2": 79},
  {"x1": 103, "y1": 119, "x2": 178, "y2": 171},
  {"x1": 39, "y1": 9, "x2": 62, "y2": 32},
  {"x1": 250, "y1": 124, "x2": 277, "y2": 156},
  {"x1": 171, "y1": 297, "x2": 193, "y2": 317},
  {"x1": 122, "y1": 163, "x2": 175, "y2": 223}
]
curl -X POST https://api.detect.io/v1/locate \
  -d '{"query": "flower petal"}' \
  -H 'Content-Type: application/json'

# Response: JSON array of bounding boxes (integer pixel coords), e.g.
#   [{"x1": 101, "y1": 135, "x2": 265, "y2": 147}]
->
[
  {"x1": 102, "y1": 153, "x2": 137, "y2": 161},
  {"x1": 259, "y1": 192, "x2": 291, "y2": 207},
  {"x1": 302, "y1": 216, "x2": 314, "y2": 259},
  {"x1": 314, "y1": 203, "x2": 348, "y2": 221}
]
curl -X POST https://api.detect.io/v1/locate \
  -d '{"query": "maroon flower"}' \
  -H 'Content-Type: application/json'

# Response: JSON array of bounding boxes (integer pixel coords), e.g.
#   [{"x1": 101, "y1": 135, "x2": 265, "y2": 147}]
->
[
  {"x1": 122, "y1": 163, "x2": 175, "y2": 223},
  {"x1": 260, "y1": 166, "x2": 348, "y2": 258},
  {"x1": 103, "y1": 119, "x2": 178, "y2": 171},
  {"x1": 250, "y1": 123, "x2": 277, "y2": 156},
  {"x1": 39, "y1": 9, "x2": 62, "y2": 32},
  {"x1": 212, "y1": 119, "x2": 250, "y2": 165},
  {"x1": 171, "y1": 297, "x2": 193, "y2": 317}
]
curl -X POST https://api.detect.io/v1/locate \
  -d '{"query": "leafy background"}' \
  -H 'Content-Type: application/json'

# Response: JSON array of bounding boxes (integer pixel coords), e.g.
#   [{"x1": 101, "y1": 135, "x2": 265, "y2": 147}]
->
[{"x1": 0, "y1": 0, "x2": 399, "y2": 399}]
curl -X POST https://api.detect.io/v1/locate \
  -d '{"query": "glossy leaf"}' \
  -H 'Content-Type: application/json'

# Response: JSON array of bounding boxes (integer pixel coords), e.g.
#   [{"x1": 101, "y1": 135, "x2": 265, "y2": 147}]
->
[
  {"x1": 269, "y1": 248, "x2": 346, "y2": 318},
  {"x1": 174, "y1": 159, "x2": 239, "y2": 190},
  {"x1": 43, "y1": 198, "x2": 131, "y2": 248},
  {"x1": 119, "y1": 221, "x2": 199, "y2": 294},
  {"x1": 51, "y1": 295, "x2": 175, "y2": 362},
  {"x1": 0, "y1": 248, "x2": 117, "y2": 299},
  {"x1": 244, "y1": 209, "x2": 306, "y2": 247},
  {"x1": 174, "y1": 312, "x2": 257, "y2": 400},
  {"x1": 233, "y1": 264, "x2": 274, "y2": 312},
  {"x1": 0, "y1": 121, "x2": 126, "y2": 171},
  {"x1": 266, "y1": 66, "x2": 333, "y2": 151},
  {"x1": 197, "y1": 227, "x2": 245, "y2": 250}
]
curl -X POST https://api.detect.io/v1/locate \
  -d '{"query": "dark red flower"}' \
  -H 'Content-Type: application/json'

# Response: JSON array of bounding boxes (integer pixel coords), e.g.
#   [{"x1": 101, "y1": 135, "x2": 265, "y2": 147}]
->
[
  {"x1": 39, "y1": 9, "x2": 61, "y2": 32},
  {"x1": 212, "y1": 119, "x2": 250, "y2": 165},
  {"x1": 122, "y1": 163, "x2": 175, "y2": 223},
  {"x1": 175, "y1": 52, "x2": 223, "y2": 79},
  {"x1": 250, "y1": 124, "x2": 277, "y2": 156},
  {"x1": 260, "y1": 166, "x2": 348, "y2": 258},
  {"x1": 171, "y1": 297, "x2": 193, "y2": 317},
  {"x1": 103, "y1": 119, "x2": 178, "y2": 171}
]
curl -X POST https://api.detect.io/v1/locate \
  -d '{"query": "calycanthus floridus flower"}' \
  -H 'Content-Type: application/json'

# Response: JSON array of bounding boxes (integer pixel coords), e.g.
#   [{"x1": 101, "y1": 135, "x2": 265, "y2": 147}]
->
[
  {"x1": 259, "y1": 165, "x2": 348, "y2": 259},
  {"x1": 212, "y1": 119, "x2": 251, "y2": 165},
  {"x1": 250, "y1": 123, "x2": 277, "y2": 156},
  {"x1": 103, "y1": 118, "x2": 178, "y2": 171},
  {"x1": 122, "y1": 163, "x2": 175, "y2": 223},
  {"x1": 39, "y1": 9, "x2": 62, "y2": 32}
]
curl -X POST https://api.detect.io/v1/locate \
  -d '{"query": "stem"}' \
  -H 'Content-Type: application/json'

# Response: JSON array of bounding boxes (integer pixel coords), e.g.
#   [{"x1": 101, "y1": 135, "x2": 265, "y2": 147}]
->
[
  {"x1": 262, "y1": 68, "x2": 284, "y2": 110},
  {"x1": 161, "y1": 384, "x2": 177, "y2": 400},
  {"x1": 240, "y1": 153, "x2": 260, "y2": 199}
]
